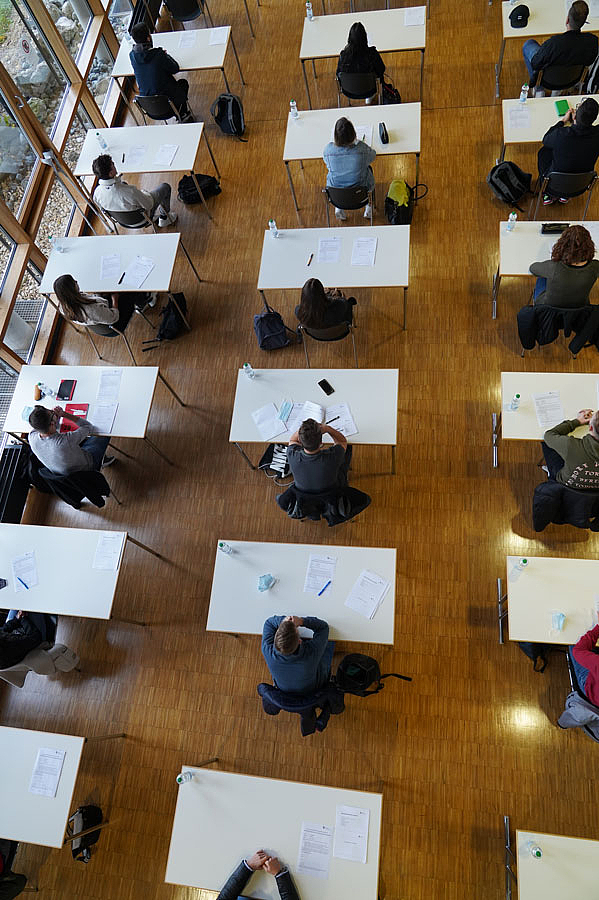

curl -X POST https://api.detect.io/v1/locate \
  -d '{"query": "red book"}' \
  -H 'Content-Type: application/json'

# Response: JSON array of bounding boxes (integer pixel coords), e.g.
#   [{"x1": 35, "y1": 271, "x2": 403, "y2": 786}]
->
[{"x1": 60, "y1": 403, "x2": 89, "y2": 433}]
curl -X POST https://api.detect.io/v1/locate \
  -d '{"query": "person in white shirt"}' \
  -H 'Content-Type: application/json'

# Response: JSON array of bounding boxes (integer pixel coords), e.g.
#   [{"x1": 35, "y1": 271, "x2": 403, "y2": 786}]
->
[{"x1": 92, "y1": 154, "x2": 177, "y2": 227}]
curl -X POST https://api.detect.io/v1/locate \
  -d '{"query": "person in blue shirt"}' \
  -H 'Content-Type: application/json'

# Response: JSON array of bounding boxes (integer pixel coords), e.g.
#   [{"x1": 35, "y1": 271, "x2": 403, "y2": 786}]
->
[
  {"x1": 323, "y1": 117, "x2": 376, "y2": 221},
  {"x1": 261, "y1": 615, "x2": 334, "y2": 694},
  {"x1": 217, "y1": 850, "x2": 299, "y2": 900},
  {"x1": 129, "y1": 23, "x2": 191, "y2": 119}
]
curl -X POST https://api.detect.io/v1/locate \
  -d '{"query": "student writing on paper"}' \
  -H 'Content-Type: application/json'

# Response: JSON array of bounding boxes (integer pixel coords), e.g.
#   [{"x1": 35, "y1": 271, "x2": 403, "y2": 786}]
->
[
  {"x1": 522, "y1": 2, "x2": 597, "y2": 95},
  {"x1": 336, "y1": 22, "x2": 386, "y2": 104},
  {"x1": 295, "y1": 279, "x2": 356, "y2": 329},
  {"x1": 323, "y1": 117, "x2": 376, "y2": 221},
  {"x1": 262, "y1": 614, "x2": 334, "y2": 694},
  {"x1": 537, "y1": 98, "x2": 599, "y2": 206},
  {"x1": 92, "y1": 154, "x2": 177, "y2": 228},
  {"x1": 0, "y1": 610, "x2": 51, "y2": 669},
  {"x1": 529, "y1": 226, "x2": 599, "y2": 307},
  {"x1": 542, "y1": 408, "x2": 599, "y2": 488},
  {"x1": 129, "y1": 22, "x2": 192, "y2": 120},
  {"x1": 216, "y1": 850, "x2": 299, "y2": 900},
  {"x1": 28, "y1": 405, "x2": 115, "y2": 475},
  {"x1": 287, "y1": 418, "x2": 351, "y2": 493}
]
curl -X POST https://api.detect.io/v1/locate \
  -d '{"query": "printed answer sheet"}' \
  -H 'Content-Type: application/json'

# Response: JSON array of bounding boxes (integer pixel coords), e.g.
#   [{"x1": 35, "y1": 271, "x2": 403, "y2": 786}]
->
[
  {"x1": 93, "y1": 532, "x2": 126, "y2": 570},
  {"x1": 29, "y1": 747, "x2": 66, "y2": 798},
  {"x1": 97, "y1": 368, "x2": 122, "y2": 404},
  {"x1": 12, "y1": 551, "x2": 39, "y2": 593},
  {"x1": 318, "y1": 237, "x2": 341, "y2": 264},
  {"x1": 304, "y1": 554, "x2": 337, "y2": 593},
  {"x1": 122, "y1": 255, "x2": 154, "y2": 289},
  {"x1": 345, "y1": 569, "x2": 390, "y2": 619},
  {"x1": 533, "y1": 391, "x2": 564, "y2": 430},
  {"x1": 252, "y1": 402, "x2": 286, "y2": 440},
  {"x1": 333, "y1": 805, "x2": 370, "y2": 863},
  {"x1": 297, "y1": 822, "x2": 332, "y2": 879},
  {"x1": 100, "y1": 254, "x2": 120, "y2": 281}
]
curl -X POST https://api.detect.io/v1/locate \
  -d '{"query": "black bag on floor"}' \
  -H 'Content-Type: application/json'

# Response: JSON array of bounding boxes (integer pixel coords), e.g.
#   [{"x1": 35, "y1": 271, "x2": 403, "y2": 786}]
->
[
  {"x1": 254, "y1": 297, "x2": 296, "y2": 350},
  {"x1": 68, "y1": 804, "x2": 103, "y2": 863},
  {"x1": 335, "y1": 653, "x2": 412, "y2": 697},
  {"x1": 142, "y1": 293, "x2": 188, "y2": 350},
  {"x1": 177, "y1": 173, "x2": 221, "y2": 204},
  {"x1": 518, "y1": 641, "x2": 549, "y2": 672},
  {"x1": 487, "y1": 161, "x2": 531, "y2": 211},
  {"x1": 385, "y1": 178, "x2": 428, "y2": 225},
  {"x1": 381, "y1": 79, "x2": 401, "y2": 104},
  {"x1": 210, "y1": 93, "x2": 247, "y2": 140}
]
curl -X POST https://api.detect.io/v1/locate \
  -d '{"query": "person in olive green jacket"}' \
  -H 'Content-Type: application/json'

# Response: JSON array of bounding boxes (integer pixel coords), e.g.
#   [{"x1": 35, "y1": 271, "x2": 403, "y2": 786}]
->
[{"x1": 542, "y1": 408, "x2": 599, "y2": 488}]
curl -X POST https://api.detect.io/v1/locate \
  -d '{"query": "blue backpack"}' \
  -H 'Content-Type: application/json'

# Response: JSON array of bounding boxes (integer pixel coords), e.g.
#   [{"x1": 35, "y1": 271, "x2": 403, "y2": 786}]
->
[{"x1": 253, "y1": 298, "x2": 296, "y2": 350}]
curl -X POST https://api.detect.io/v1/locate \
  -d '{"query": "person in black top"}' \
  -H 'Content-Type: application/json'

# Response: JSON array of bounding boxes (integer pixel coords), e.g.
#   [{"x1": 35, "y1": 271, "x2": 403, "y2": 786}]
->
[
  {"x1": 336, "y1": 22, "x2": 385, "y2": 102},
  {"x1": 129, "y1": 23, "x2": 191, "y2": 118},
  {"x1": 538, "y1": 97, "x2": 599, "y2": 203},
  {"x1": 0, "y1": 610, "x2": 48, "y2": 669},
  {"x1": 522, "y1": 1, "x2": 598, "y2": 94},
  {"x1": 217, "y1": 850, "x2": 299, "y2": 900},
  {"x1": 295, "y1": 278, "x2": 356, "y2": 330},
  {"x1": 287, "y1": 418, "x2": 351, "y2": 494}
]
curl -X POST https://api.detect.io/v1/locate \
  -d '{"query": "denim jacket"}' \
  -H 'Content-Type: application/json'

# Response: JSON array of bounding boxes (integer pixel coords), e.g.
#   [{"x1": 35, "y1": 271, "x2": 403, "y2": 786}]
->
[{"x1": 323, "y1": 140, "x2": 376, "y2": 190}]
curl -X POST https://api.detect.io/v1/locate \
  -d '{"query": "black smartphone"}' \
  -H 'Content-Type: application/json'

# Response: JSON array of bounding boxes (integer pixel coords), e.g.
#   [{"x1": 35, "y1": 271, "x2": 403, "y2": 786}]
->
[
  {"x1": 57, "y1": 379, "x2": 76, "y2": 401},
  {"x1": 318, "y1": 378, "x2": 334, "y2": 396}
]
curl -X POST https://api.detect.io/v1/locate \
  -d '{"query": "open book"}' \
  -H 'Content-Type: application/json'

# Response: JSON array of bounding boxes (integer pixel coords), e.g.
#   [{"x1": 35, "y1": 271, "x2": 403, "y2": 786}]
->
[{"x1": 285, "y1": 400, "x2": 357, "y2": 441}]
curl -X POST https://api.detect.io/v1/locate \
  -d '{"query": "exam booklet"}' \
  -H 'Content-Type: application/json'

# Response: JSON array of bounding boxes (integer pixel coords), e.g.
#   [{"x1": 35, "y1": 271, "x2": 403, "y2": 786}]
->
[{"x1": 285, "y1": 401, "x2": 358, "y2": 440}]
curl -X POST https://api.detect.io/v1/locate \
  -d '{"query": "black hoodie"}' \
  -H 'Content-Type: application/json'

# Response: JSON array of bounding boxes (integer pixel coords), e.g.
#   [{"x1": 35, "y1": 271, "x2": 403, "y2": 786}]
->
[{"x1": 129, "y1": 41, "x2": 182, "y2": 101}]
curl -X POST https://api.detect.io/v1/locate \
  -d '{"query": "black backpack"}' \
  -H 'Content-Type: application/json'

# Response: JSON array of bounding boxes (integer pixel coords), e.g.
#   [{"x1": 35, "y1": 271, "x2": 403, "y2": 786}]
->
[
  {"x1": 177, "y1": 173, "x2": 221, "y2": 204},
  {"x1": 142, "y1": 293, "x2": 188, "y2": 351},
  {"x1": 67, "y1": 804, "x2": 103, "y2": 862},
  {"x1": 335, "y1": 653, "x2": 412, "y2": 697},
  {"x1": 253, "y1": 297, "x2": 296, "y2": 350},
  {"x1": 210, "y1": 93, "x2": 246, "y2": 140},
  {"x1": 487, "y1": 161, "x2": 532, "y2": 211},
  {"x1": 381, "y1": 79, "x2": 402, "y2": 104}
]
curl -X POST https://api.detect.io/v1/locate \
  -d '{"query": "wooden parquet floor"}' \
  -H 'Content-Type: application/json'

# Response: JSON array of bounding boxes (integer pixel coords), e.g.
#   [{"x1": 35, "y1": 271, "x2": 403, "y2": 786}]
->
[{"x1": 3, "y1": 1, "x2": 599, "y2": 898}]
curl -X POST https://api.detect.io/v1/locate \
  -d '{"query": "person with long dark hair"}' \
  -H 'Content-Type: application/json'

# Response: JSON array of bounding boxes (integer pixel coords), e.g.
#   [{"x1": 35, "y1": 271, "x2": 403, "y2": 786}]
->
[
  {"x1": 53, "y1": 274, "x2": 135, "y2": 332},
  {"x1": 323, "y1": 117, "x2": 376, "y2": 220},
  {"x1": 529, "y1": 224, "x2": 599, "y2": 307},
  {"x1": 336, "y1": 21, "x2": 385, "y2": 103},
  {"x1": 295, "y1": 278, "x2": 356, "y2": 329}
]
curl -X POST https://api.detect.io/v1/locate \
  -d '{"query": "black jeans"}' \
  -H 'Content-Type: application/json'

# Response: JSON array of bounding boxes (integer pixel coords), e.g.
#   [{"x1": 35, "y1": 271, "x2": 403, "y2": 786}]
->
[{"x1": 541, "y1": 440, "x2": 565, "y2": 479}]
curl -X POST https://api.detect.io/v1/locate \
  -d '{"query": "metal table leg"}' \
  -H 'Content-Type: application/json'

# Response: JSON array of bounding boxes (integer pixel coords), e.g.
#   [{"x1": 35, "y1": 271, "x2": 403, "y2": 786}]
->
[
  {"x1": 230, "y1": 34, "x2": 245, "y2": 84},
  {"x1": 419, "y1": 49, "x2": 424, "y2": 101},
  {"x1": 203, "y1": 132, "x2": 220, "y2": 179},
  {"x1": 158, "y1": 370, "x2": 186, "y2": 407},
  {"x1": 115, "y1": 76, "x2": 141, "y2": 125},
  {"x1": 234, "y1": 441, "x2": 257, "y2": 469},
  {"x1": 402, "y1": 287, "x2": 407, "y2": 330},
  {"x1": 497, "y1": 577, "x2": 507, "y2": 644},
  {"x1": 128, "y1": 534, "x2": 164, "y2": 559},
  {"x1": 241, "y1": 0, "x2": 255, "y2": 36},
  {"x1": 301, "y1": 60, "x2": 312, "y2": 108},
  {"x1": 179, "y1": 239, "x2": 203, "y2": 286},
  {"x1": 495, "y1": 38, "x2": 506, "y2": 99},
  {"x1": 498, "y1": 142, "x2": 506, "y2": 163},
  {"x1": 285, "y1": 161, "x2": 300, "y2": 215},
  {"x1": 220, "y1": 66, "x2": 231, "y2": 93},
  {"x1": 492, "y1": 411, "x2": 502, "y2": 468},
  {"x1": 144, "y1": 434, "x2": 175, "y2": 465},
  {"x1": 414, "y1": 153, "x2": 420, "y2": 190},
  {"x1": 190, "y1": 171, "x2": 213, "y2": 220},
  {"x1": 312, "y1": 59, "x2": 317, "y2": 80},
  {"x1": 391, "y1": 444, "x2": 396, "y2": 475},
  {"x1": 492, "y1": 269, "x2": 501, "y2": 319},
  {"x1": 167, "y1": 290, "x2": 192, "y2": 332}
]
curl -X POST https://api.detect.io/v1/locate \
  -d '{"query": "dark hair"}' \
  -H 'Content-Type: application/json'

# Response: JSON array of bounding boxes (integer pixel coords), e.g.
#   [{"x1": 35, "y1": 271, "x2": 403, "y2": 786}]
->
[
  {"x1": 568, "y1": 0, "x2": 588, "y2": 29},
  {"x1": 131, "y1": 22, "x2": 150, "y2": 43},
  {"x1": 53, "y1": 274, "x2": 95, "y2": 321},
  {"x1": 92, "y1": 154, "x2": 113, "y2": 180},
  {"x1": 551, "y1": 225, "x2": 595, "y2": 265},
  {"x1": 297, "y1": 278, "x2": 329, "y2": 327},
  {"x1": 576, "y1": 97, "x2": 599, "y2": 127},
  {"x1": 343, "y1": 21, "x2": 368, "y2": 64},
  {"x1": 274, "y1": 619, "x2": 300, "y2": 654},
  {"x1": 334, "y1": 116, "x2": 356, "y2": 147},
  {"x1": 29, "y1": 405, "x2": 53, "y2": 432},
  {"x1": 298, "y1": 418, "x2": 322, "y2": 452}
]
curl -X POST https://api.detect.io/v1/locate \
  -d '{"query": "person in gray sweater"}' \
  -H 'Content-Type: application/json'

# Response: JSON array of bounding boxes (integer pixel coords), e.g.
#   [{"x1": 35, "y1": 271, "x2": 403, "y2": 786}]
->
[
  {"x1": 28, "y1": 405, "x2": 113, "y2": 475},
  {"x1": 529, "y1": 224, "x2": 599, "y2": 307}
]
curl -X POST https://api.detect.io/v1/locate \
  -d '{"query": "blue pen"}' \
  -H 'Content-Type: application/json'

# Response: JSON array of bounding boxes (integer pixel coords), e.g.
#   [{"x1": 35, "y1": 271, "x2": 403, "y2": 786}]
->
[
  {"x1": 318, "y1": 580, "x2": 331, "y2": 596},
  {"x1": 17, "y1": 577, "x2": 29, "y2": 590}
]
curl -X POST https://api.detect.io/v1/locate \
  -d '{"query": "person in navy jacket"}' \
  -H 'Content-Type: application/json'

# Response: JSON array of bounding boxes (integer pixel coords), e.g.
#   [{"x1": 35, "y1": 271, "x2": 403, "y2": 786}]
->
[
  {"x1": 261, "y1": 615, "x2": 334, "y2": 694},
  {"x1": 217, "y1": 850, "x2": 299, "y2": 900}
]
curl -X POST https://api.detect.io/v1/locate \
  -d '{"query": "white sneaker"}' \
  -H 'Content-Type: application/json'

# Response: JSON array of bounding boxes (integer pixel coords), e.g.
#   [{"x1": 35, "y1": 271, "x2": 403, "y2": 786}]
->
[
  {"x1": 334, "y1": 208, "x2": 347, "y2": 221},
  {"x1": 158, "y1": 212, "x2": 177, "y2": 227},
  {"x1": 541, "y1": 465, "x2": 549, "y2": 475},
  {"x1": 148, "y1": 292, "x2": 158, "y2": 308},
  {"x1": 364, "y1": 203, "x2": 372, "y2": 219}
]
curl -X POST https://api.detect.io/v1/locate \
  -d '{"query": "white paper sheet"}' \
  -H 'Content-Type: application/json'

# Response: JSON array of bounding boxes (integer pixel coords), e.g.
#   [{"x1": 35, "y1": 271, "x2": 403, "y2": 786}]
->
[
  {"x1": 209, "y1": 25, "x2": 228, "y2": 44},
  {"x1": 122, "y1": 255, "x2": 154, "y2": 289},
  {"x1": 93, "y1": 532, "x2": 125, "y2": 570},
  {"x1": 29, "y1": 748, "x2": 66, "y2": 798},
  {"x1": 318, "y1": 237, "x2": 341, "y2": 264},
  {"x1": 153, "y1": 144, "x2": 179, "y2": 167},
  {"x1": 89, "y1": 402, "x2": 118, "y2": 434},
  {"x1": 591, "y1": 0, "x2": 599, "y2": 16},
  {"x1": 124, "y1": 145, "x2": 147, "y2": 167},
  {"x1": 12, "y1": 551, "x2": 39, "y2": 593},
  {"x1": 100, "y1": 254, "x2": 121, "y2": 281},
  {"x1": 252, "y1": 402, "x2": 287, "y2": 440},
  {"x1": 355, "y1": 124, "x2": 373, "y2": 146},
  {"x1": 587, "y1": 223, "x2": 599, "y2": 249},
  {"x1": 351, "y1": 237, "x2": 377, "y2": 266},
  {"x1": 404, "y1": 5, "x2": 425, "y2": 26},
  {"x1": 96, "y1": 368, "x2": 122, "y2": 404},
  {"x1": 297, "y1": 822, "x2": 332, "y2": 879},
  {"x1": 304, "y1": 554, "x2": 337, "y2": 593},
  {"x1": 284, "y1": 402, "x2": 310, "y2": 437},
  {"x1": 302, "y1": 400, "x2": 325, "y2": 422},
  {"x1": 323, "y1": 402, "x2": 357, "y2": 440},
  {"x1": 178, "y1": 31, "x2": 196, "y2": 48},
  {"x1": 508, "y1": 106, "x2": 531, "y2": 130},
  {"x1": 533, "y1": 391, "x2": 565, "y2": 430},
  {"x1": 345, "y1": 569, "x2": 390, "y2": 620},
  {"x1": 333, "y1": 805, "x2": 370, "y2": 863}
]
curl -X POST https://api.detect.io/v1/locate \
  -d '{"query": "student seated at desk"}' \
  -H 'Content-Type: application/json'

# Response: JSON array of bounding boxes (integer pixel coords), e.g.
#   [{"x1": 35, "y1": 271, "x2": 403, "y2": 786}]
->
[
  {"x1": 217, "y1": 850, "x2": 299, "y2": 900},
  {"x1": 287, "y1": 418, "x2": 351, "y2": 493},
  {"x1": 336, "y1": 21, "x2": 386, "y2": 104},
  {"x1": 538, "y1": 97, "x2": 599, "y2": 205},
  {"x1": 522, "y1": 1, "x2": 598, "y2": 96},
  {"x1": 570, "y1": 624, "x2": 599, "y2": 705},
  {"x1": 262, "y1": 615, "x2": 334, "y2": 695},
  {"x1": 92, "y1": 154, "x2": 177, "y2": 228},
  {"x1": 295, "y1": 278, "x2": 356, "y2": 329},
  {"x1": 130, "y1": 22, "x2": 192, "y2": 120},
  {"x1": 0, "y1": 610, "x2": 50, "y2": 669},
  {"x1": 541, "y1": 408, "x2": 599, "y2": 488},
  {"x1": 53, "y1": 273, "x2": 137, "y2": 332},
  {"x1": 529, "y1": 225, "x2": 599, "y2": 306},
  {"x1": 323, "y1": 117, "x2": 376, "y2": 221},
  {"x1": 28, "y1": 405, "x2": 114, "y2": 475}
]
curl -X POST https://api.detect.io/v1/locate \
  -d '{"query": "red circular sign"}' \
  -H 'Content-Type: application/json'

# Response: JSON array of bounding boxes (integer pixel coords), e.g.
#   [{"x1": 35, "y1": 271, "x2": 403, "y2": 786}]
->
[{"x1": 22, "y1": 38, "x2": 30, "y2": 53}]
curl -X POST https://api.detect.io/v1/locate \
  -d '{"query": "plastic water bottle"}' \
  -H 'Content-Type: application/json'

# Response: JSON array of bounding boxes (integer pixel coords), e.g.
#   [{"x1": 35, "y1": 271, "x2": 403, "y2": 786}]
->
[
  {"x1": 519, "y1": 83, "x2": 529, "y2": 104},
  {"x1": 526, "y1": 841, "x2": 542, "y2": 859},
  {"x1": 268, "y1": 218, "x2": 279, "y2": 238},
  {"x1": 515, "y1": 558, "x2": 528, "y2": 571},
  {"x1": 507, "y1": 212, "x2": 517, "y2": 232},
  {"x1": 290, "y1": 99, "x2": 299, "y2": 119},
  {"x1": 38, "y1": 382, "x2": 55, "y2": 398},
  {"x1": 176, "y1": 772, "x2": 193, "y2": 784},
  {"x1": 95, "y1": 130, "x2": 108, "y2": 150},
  {"x1": 218, "y1": 541, "x2": 234, "y2": 555},
  {"x1": 50, "y1": 235, "x2": 67, "y2": 253},
  {"x1": 306, "y1": 1, "x2": 313, "y2": 19},
  {"x1": 510, "y1": 393, "x2": 521, "y2": 410},
  {"x1": 242, "y1": 362, "x2": 255, "y2": 379}
]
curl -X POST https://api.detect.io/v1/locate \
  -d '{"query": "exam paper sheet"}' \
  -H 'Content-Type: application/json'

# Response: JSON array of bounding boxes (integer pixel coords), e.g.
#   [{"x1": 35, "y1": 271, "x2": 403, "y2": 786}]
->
[
  {"x1": 345, "y1": 569, "x2": 390, "y2": 620},
  {"x1": 100, "y1": 254, "x2": 121, "y2": 281},
  {"x1": 351, "y1": 237, "x2": 377, "y2": 266},
  {"x1": 318, "y1": 237, "x2": 341, "y2": 264},
  {"x1": 209, "y1": 26, "x2": 228, "y2": 44},
  {"x1": 508, "y1": 106, "x2": 531, "y2": 130},
  {"x1": 304, "y1": 554, "x2": 337, "y2": 593},
  {"x1": 29, "y1": 748, "x2": 66, "y2": 798},
  {"x1": 154, "y1": 144, "x2": 178, "y2": 167},
  {"x1": 297, "y1": 822, "x2": 332, "y2": 879},
  {"x1": 533, "y1": 391, "x2": 565, "y2": 430},
  {"x1": 321, "y1": 402, "x2": 357, "y2": 441},
  {"x1": 96, "y1": 368, "x2": 122, "y2": 404},
  {"x1": 93, "y1": 532, "x2": 126, "y2": 570},
  {"x1": 125, "y1": 145, "x2": 147, "y2": 167},
  {"x1": 333, "y1": 805, "x2": 370, "y2": 863},
  {"x1": 12, "y1": 551, "x2": 39, "y2": 593},
  {"x1": 178, "y1": 31, "x2": 196, "y2": 48},
  {"x1": 404, "y1": 5, "x2": 425, "y2": 25},
  {"x1": 89, "y1": 402, "x2": 118, "y2": 434},
  {"x1": 252, "y1": 402, "x2": 286, "y2": 440},
  {"x1": 122, "y1": 255, "x2": 154, "y2": 289}
]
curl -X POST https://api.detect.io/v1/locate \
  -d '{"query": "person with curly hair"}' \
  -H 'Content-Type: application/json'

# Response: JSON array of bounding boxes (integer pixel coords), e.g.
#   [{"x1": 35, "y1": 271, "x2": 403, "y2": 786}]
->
[{"x1": 529, "y1": 224, "x2": 599, "y2": 307}]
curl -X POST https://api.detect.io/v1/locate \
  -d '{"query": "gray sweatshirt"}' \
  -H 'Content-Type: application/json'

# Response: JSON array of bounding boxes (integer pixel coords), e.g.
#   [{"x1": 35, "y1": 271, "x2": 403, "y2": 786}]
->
[
  {"x1": 29, "y1": 419, "x2": 95, "y2": 475},
  {"x1": 529, "y1": 258, "x2": 599, "y2": 307}
]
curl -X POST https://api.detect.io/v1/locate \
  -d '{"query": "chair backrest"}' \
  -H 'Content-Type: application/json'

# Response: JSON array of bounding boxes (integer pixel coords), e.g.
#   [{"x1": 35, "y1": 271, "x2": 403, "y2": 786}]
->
[
  {"x1": 134, "y1": 93, "x2": 179, "y2": 121},
  {"x1": 106, "y1": 207, "x2": 152, "y2": 230},
  {"x1": 337, "y1": 70, "x2": 378, "y2": 98},
  {"x1": 86, "y1": 322, "x2": 119, "y2": 337},
  {"x1": 544, "y1": 170, "x2": 597, "y2": 198},
  {"x1": 566, "y1": 647, "x2": 588, "y2": 699},
  {"x1": 538, "y1": 63, "x2": 586, "y2": 90},
  {"x1": 163, "y1": 0, "x2": 203, "y2": 19},
  {"x1": 300, "y1": 321, "x2": 351, "y2": 342},
  {"x1": 325, "y1": 184, "x2": 369, "y2": 210}
]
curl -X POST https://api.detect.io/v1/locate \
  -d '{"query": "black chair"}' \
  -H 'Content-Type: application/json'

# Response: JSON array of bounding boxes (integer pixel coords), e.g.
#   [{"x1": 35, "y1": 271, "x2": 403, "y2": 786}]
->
[
  {"x1": 516, "y1": 304, "x2": 594, "y2": 358},
  {"x1": 134, "y1": 93, "x2": 195, "y2": 125},
  {"x1": 35, "y1": 466, "x2": 119, "y2": 510},
  {"x1": 276, "y1": 482, "x2": 371, "y2": 526},
  {"x1": 257, "y1": 682, "x2": 345, "y2": 736},
  {"x1": 531, "y1": 169, "x2": 597, "y2": 220},
  {"x1": 534, "y1": 63, "x2": 588, "y2": 96},
  {"x1": 298, "y1": 321, "x2": 358, "y2": 367},
  {"x1": 104, "y1": 207, "x2": 157, "y2": 233},
  {"x1": 323, "y1": 183, "x2": 374, "y2": 225},
  {"x1": 532, "y1": 479, "x2": 599, "y2": 531},
  {"x1": 336, "y1": 71, "x2": 379, "y2": 105},
  {"x1": 163, "y1": 0, "x2": 213, "y2": 27}
]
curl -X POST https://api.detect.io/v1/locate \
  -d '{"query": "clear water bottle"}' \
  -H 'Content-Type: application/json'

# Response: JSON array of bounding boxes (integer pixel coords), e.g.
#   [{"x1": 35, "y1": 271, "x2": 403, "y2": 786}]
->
[
  {"x1": 95, "y1": 130, "x2": 108, "y2": 150},
  {"x1": 526, "y1": 841, "x2": 542, "y2": 859},
  {"x1": 176, "y1": 772, "x2": 193, "y2": 784},
  {"x1": 507, "y1": 212, "x2": 517, "y2": 232},
  {"x1": 515, "y1": 558, "x2": 528, "y2": 571},
  {"x1": 510, "y1": 393, "x2": 521, "y2": 410},
  {"x1": 50, "y1": 235, "x2": 67, "y2": 253},
  {"x1": 268, "y1": 218, "x2": 279, "y2": 238},
  {"x1": 306, "y1": 1, "x2": 313, "y2": 18},
  {"x1": 519, "y1": 83, "x2": 529, "y2": 104},
  {"x1": 242, "y1": 362, "x2": 255, "y2": 379},
  {"x1": 38, "y1": 382, "x2": 55, "y2": 398},
  {"x1": 218, "y1": 541, "x2": 234, "y2": 555},
  {"x1": 290, "y1": 99, "x2": 299, "y2": 119}
]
